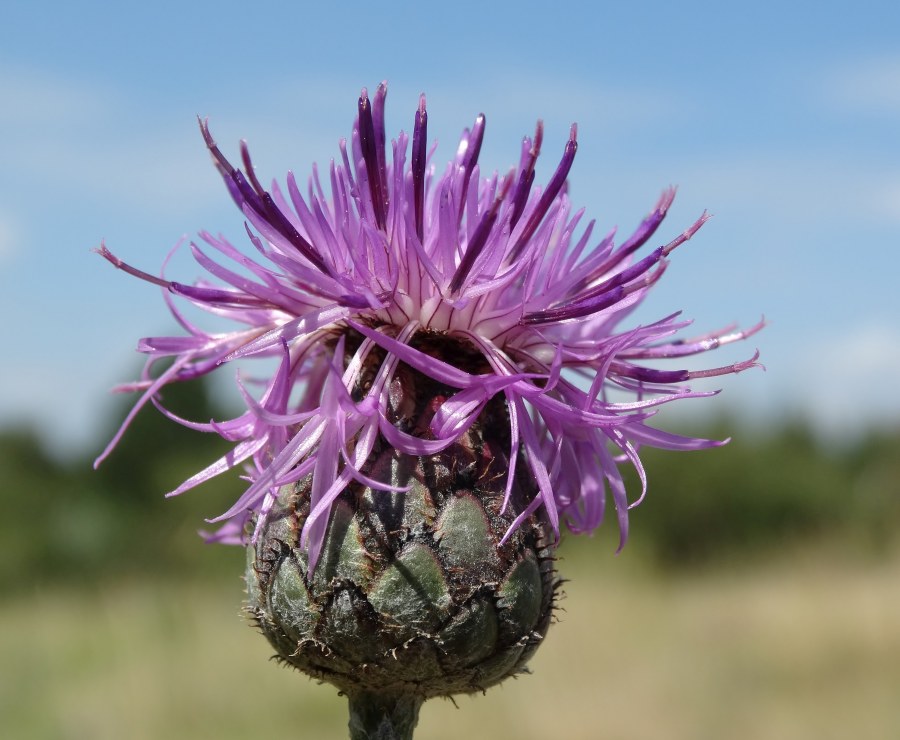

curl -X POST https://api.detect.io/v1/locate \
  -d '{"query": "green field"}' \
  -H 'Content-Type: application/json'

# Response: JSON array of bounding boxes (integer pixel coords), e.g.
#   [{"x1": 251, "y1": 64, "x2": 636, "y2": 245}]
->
[{"x1": 4, "y1": 543, "x2": 898, "y2": 740}]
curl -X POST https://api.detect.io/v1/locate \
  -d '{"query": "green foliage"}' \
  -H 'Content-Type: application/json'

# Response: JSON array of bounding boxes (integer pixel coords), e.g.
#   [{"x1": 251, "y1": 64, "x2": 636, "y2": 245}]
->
[
  {"x1": 1, "y1": 377, "x2": 245, "y2": 593},
  {"x1": 625, "y1": 418, "x2": 900, "y2": 566},
  {"x1": 1, "y1": 383, "x2": 898, "y2": 593}
]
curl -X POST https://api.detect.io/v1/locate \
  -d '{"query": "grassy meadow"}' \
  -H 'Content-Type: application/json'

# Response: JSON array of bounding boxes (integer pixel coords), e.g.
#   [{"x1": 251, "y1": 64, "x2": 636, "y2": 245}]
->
[
  {"x1": 3, "y1": 384, "x2": 899, "y2": 738},
  {"x1": 3, "y1": 540, "x2": 899, "y2": 740}
]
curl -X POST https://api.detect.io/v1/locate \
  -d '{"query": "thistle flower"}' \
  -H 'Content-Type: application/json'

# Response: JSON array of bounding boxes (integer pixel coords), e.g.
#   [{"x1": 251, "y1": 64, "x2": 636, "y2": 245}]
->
[{"x1": 97, "y1": 82, "x2": 761, "y2": 738}]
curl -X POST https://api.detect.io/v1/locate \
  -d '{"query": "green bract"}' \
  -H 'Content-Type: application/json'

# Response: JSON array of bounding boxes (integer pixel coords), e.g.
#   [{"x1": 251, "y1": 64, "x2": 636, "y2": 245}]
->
[{"x1": 248, "y1": 439, "x2": 557, "y2": 700}]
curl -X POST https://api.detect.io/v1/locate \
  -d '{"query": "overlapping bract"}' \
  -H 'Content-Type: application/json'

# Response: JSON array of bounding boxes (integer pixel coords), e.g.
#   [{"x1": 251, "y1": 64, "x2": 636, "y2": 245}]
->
[{"x1": 97, "y1": 83, "x2": 761, "y2": 570}]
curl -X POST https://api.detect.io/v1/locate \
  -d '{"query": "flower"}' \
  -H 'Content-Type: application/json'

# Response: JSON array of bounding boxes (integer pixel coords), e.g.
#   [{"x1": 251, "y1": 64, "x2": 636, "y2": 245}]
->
[{"x1": 96, "y1": 82, "x2": 762, "y2": 573}]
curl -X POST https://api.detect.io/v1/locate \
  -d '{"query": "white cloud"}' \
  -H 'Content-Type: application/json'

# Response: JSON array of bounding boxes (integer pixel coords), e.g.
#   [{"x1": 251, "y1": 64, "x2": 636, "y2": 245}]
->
[
  {"x1": 0, "y1": 213, "x2": 18, "y2": 265},
  {"x1": 2, "y1": 66, "x2": 690, "y2": 229},
  {"x1": 0, "y1": 68, "x2": 111, "y2": 125},
  {"x1": 618, "y1": 151, "x2": 900, "y2": 235},
  {"x1": 795, "y1": 323, "x2": 900, "y2": 439},
  {"x1": 0, "y1": 67, "x2": 208, "y2": 214},
  {"x1": 0, "y1": 67, "x2": 341, "y2": 218},
  {"x1": 823, "y1": 54, "x2": 900, "y2": 115},
  {"x1": 872, "y1": 181, "x2": 900, "y2": 223}
]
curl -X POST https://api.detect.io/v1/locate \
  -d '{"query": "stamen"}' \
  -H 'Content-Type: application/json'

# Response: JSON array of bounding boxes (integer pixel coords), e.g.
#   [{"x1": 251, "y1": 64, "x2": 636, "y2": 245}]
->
[
  {"x1": 241, "y1": 141, "x2": 268, "y2": 197},
  {"x1": 358, "y1": 89, "x2": 388, "y2": 230},
  {"x1": 412, "y1": 94, "x2": 428, "y2": 243},
  {"x1": 372, "y1": 81, "x2": 388, "y2": 195},
  {"x1": 200, "y1": 119, "x2": 331, "y2": 277},
  {"x1": 449, "y1": 174, "x2": 513, "y2": 294},
  {"x1": 685, "y1": 350, "x2": 763, "y2": 379},
  {"x1": 510, "y1": 121, "x2": 543, "y2": 229},
  {"x1": 198, "y1": 117, "x2": 236, "y2": 177},
  {"x1": 520, "y1": 262, "x2": 667, "y2": 324},
  {"x1": 573, "y1": 188, "x2": 676, "y2": 291},
  {"x1": 458, "y1": 113, "x2": 485, "y2": 223},
  {"x1": 662, "y1": 211, "x2": 710, "y2": 256},
  {"x1": 94, "y1": 243, "x2": 172, "y2": 289},
  {"x1": 558, "y1": 245, "x2": 669, "y2": 310},
  {"x1": 509, "y1": 123, "x2": 577, "y2": 261},
  {"x1": 610, "y1": 350, "x2": 762, "y2": 384},
  {"x1": 550, "y1": 210, "x2": 707, "y2": 315}
]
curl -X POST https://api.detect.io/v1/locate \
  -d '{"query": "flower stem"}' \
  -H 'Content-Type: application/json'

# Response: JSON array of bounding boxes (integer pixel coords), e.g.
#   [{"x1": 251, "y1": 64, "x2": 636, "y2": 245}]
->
[{"x1": 346, "y1": 691, "x2": 424, "y2": 740}]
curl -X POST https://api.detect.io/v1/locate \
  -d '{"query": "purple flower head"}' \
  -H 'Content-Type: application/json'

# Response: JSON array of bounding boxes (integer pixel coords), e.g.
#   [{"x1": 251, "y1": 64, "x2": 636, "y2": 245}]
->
[{"x1": 96, "y1": 83, "x2": 762, "y2": 571}]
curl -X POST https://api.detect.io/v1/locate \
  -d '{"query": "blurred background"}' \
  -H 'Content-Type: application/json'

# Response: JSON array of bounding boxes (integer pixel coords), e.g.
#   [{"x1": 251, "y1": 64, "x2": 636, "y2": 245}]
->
[{"x1": 1, "y1": 1, "x2": 898, "y2": 738}]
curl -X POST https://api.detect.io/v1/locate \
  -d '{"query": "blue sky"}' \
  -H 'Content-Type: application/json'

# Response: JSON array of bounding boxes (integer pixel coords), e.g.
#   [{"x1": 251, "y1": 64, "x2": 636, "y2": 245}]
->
[{"x1": 2, "y1": 0, "x2": 898, "y2": 458}]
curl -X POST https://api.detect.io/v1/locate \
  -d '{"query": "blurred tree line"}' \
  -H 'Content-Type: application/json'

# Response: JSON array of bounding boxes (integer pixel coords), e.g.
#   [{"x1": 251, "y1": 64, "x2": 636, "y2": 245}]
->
[
  {"x1": 2, "y1": 376, "x2": 898, "y2": 594},
  {"x1": 2, "y1": 377, "x2": 247, "y2": 594},
  {"x1": 624, "y1": 418, "x2": 900, "y2": 565}
]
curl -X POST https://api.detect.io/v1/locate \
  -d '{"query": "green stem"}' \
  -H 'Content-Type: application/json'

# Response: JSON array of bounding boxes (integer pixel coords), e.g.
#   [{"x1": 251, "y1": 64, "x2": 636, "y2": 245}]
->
[{"x1": 346, "y1": 691, "x2": 424, "y2": 740}]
